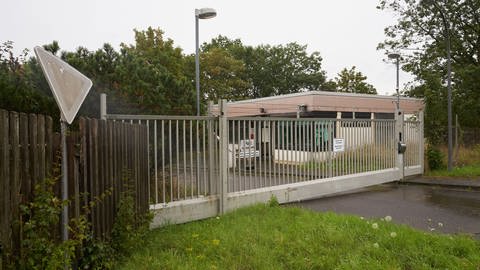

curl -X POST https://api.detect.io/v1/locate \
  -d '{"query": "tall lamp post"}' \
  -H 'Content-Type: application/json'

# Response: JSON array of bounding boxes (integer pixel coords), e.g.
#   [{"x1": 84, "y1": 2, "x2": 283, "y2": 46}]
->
[
  {"x1": 421, "y1": 0, "x2": 453, "y2": 171},
  {"x1": 195, "y1": 8, "x2": 217, "y2": 116},
  {"x1": 388, "y1": 52, "x2": 401, "y2": 110}
]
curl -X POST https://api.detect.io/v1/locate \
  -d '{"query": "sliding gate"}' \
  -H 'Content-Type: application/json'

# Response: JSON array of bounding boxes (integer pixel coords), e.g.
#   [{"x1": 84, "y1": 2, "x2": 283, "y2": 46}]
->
[{"x1": 104, "y1": 103, "x2": 423, "y2": 227}]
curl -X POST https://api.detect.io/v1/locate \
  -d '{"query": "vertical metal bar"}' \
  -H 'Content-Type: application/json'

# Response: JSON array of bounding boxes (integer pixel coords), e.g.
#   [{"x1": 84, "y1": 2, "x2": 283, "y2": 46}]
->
[
  {"x1": 258, "y1": 121, "x2": 263, "y2": 187},
  {"x1": 302, "y1": 121, "x2": 306, "y2": 181},
  {"x1": 168, "y1": 120, "x2": 173, "y2": 202},
  {"x1": 237, "y1": 120, "x2": 241, "y2": 191},
  {"x1": 175, "y1": 120, "x2": 180, "y2": 200},
  {"x1": 183, "y1": 121, "x2": 187, "y2": 198},
  {"x1": 232, "y1": 120, "x2": 236, "y2": 192},
  {"x1": 280, "y1": 121, "x2": 284, "y2": 185},
  {"x1": 249, "y1": 120, "x2": 253, "y2": 189},
  {"x1": 287, "y1": 121, "x2": 291, "y2": 183},
  {"x1": 202, "y1": 120, "x2": 207, "y2": 195},
  {"x1": 154, "y1": 120, "x2": 158, "y2": 204},
  {"x1": 255, "y1": 120, "x2": 266, "y2": 187},
  {"x1": 146, "y1": 120, "x2": 151, "y2": 203},
  {"x1": 208, "y1": 118, "x2": 215, "y2": 196},
  {"x1": 61, "y1": 120, "x2": 68, "y2": 243},
  {"x1": 162, "y1": 120, "x2": 165, "y2": 203},
  {"x1": 352, "y1": 120, "x2": 355, "y2": 174},
  {"x1": 420, "y1": 111, "x2": 424, "y2": 173},
  {"x1": 242, "y1": 120, "x2": 246, "y2": 190},
  {"x1": 294, "y1": 120, "x2": 298, "y2": 182},
  {"x1": 253, "y1": 120, "x2": 257, "y2": 188},
  {"x1": 328, "y1": 121, "x2": 333, "y2": 178},
  {"x1": 270, "y1": 121, "x2": 274, "y2": 187},
  {"x1": 190, "y1": 120, "x2": 194, "y2": 198},
  {"x1": 196, "y1": 120, "x2": 200, "y2": 197}
]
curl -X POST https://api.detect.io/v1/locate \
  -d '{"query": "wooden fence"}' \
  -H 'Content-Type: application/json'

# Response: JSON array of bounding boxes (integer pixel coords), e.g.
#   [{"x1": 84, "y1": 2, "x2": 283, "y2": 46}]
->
[{"x1": 0, "y1": 109, "x2": 149, "y2": 266}]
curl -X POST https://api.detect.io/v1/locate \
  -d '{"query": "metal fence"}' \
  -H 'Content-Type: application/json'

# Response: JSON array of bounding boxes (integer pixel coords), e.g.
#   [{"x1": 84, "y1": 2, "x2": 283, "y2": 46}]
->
[
  {"x1": 404, "y1": 120, "x2": 423, "y2": 167},
  {"x1": 102, "y1": 98, "x2": 424, "y2": 226},
  {"x1": 106, "y1": 114, "x2": 406, "y2": 202},
  {"x1": 105, "y1": 115, "x2": 219, "y2": 205},
  {"x1": 226, "y1": 118, "x2": 397, "y2": 193}
]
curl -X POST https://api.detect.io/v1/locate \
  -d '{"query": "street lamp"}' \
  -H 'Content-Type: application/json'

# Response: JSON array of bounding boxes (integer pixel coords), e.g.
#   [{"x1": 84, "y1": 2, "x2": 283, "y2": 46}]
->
[
  {"x1": 388, "y1": 52, "x2": 401, "y2": 110},
  {"x1": 421, "y1": 0, "x2": 453, "y2": 171},
  {"x1": 195, "y1": 8, "x2": 217, "y2": 116}
]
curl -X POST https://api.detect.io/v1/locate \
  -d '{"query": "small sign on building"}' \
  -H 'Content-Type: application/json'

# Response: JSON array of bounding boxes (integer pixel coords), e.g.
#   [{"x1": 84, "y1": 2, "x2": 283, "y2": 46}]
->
[{"x1": 333, "y1": 138, "x2": 345, "y2": 152}]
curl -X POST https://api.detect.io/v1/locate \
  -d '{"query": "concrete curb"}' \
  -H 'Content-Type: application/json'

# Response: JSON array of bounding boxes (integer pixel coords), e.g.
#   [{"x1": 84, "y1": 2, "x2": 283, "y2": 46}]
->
[{"x1": 401, "y1": 176, "x2": 480, "y2": 188}]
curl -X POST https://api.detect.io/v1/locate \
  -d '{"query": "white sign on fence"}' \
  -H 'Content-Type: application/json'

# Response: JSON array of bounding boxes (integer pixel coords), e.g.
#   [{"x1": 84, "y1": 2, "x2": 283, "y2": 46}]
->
[{"x1": 333, "y1": 138, "x2": 345, "y2": 152}]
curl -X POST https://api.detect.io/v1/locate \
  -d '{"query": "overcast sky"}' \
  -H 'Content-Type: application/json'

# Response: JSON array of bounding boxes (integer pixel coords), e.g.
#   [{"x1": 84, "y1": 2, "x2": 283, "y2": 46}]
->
[{"x1": 2, "y1": 0, "x2": 413, "y2": 95}]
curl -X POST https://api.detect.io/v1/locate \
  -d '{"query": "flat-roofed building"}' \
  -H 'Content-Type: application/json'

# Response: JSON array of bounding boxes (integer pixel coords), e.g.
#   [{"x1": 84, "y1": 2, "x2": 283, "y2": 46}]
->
[
  {"x1": 209, "y1": 91, "x2": 424, "y2": 166},
  {"x1": 209, "y1": 90, "x2": 424, "y2": 118}
]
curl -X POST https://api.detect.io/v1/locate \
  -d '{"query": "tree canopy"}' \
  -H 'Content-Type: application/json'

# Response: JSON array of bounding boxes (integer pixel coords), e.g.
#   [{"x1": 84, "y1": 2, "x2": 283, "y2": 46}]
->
[
  {"x1": 378, "y1": 0, "x2": 480, "y2": 143},
  {"x1": 1, "y1": 28, "x2": 382, "y2": 119},
  {"x1": 331, "y1": 66, "x2": 377, "y2": 94}
]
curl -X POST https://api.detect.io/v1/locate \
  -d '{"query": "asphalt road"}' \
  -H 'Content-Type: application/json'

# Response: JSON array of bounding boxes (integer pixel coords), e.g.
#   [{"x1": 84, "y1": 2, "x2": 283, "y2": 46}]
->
[{"x1": 293, "y1": 183, "x2": 480, "y2": 237}]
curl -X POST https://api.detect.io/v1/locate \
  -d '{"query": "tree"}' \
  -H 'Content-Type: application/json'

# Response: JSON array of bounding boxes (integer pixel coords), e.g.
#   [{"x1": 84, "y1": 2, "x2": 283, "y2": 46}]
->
[
  {"x1": 377, "y1": 0, "x2": 480, "y2": 133},
  {"x1": 185, "y1": 48, "x2": 251, "y2": 103},
  {"x1": 332, "y1": 66, "x2": 377, "y2": 94},
  {"x1": 202, "y1": 36, "x2": 328, "y2": 99},
  {"x1": 0, "y1": 41, "x2": 57, "y2": 116},
  {"x1": 115, "y1": 27, "x2": 194, "y2": 115}
]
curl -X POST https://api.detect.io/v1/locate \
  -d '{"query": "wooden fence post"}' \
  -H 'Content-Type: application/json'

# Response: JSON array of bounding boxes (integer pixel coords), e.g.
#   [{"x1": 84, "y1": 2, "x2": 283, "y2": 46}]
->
[{"x1": 0, "y1": 110, "x2": 10, "y2": 268}]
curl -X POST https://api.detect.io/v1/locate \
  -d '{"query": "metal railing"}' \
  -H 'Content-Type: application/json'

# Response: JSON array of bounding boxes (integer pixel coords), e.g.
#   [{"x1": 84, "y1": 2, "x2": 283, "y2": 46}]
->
[
  {"x1": 106, "y1": 115, "x2": 219, "y2": 205},
  {"x1": 404, "y1": 120, "x2": 422, "y2": 167},
  {"x1": 104, "y1": 108, "x2": 422, "y2": 210},
  {"x1": 226, "y1": 118, "x2": 397, "y2": 192}
]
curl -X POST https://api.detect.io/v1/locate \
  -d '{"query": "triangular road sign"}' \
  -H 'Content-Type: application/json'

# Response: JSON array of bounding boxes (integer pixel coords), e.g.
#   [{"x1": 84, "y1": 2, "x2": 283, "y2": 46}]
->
[{"x1": 34, "y1": 46, "x2": 92, "y2": 124}]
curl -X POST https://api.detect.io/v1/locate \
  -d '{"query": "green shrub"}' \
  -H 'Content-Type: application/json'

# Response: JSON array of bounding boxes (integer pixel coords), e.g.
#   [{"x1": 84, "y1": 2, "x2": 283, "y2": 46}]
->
[
  {"x1": 77, "y1": 235, "x2": 115, "y2": 270},
  {"x1": 17, "y1": 177, "x2": 88, "y2": 270},
  {"x1": 111, "y1": 178, "x2": 153, "y2": 259},
  {"x1": 267, "y1": 195, "x2": 279, "y2": 207},
  {"x1": 427, "y1": 146, "x2": 445, "y2": 170}
]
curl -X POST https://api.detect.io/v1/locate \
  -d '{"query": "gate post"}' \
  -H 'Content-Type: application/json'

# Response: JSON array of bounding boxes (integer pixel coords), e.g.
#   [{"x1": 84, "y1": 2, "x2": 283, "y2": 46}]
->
[
  {"x1": 207, "y1": 101, "x2": 216, "y2": 198},
  {"x1": 395, "y1": 110, "x2": 405, "y2": 180},
  {"x1": 218, "y1": 100, "x2": 228, "y2": 214},
  {"x1": 100, "y1": 93, "x2": 107, "y2": 120}
]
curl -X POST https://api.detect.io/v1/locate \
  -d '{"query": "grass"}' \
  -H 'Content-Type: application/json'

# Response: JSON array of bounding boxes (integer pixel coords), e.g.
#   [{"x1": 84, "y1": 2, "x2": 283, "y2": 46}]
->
[
  {"x1": 426, "y1": 144, "x2": 480, "y2": 178},
  {"x1": 426, "y1": 165, "x2": 480, "y2": 178},
  {"x1": 119, "y1": 203, "x2": 480, "y2": 270}
]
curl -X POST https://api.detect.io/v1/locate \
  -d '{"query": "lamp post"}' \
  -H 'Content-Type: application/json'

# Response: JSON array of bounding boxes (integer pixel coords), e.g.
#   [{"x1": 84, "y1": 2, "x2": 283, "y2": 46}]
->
[
  {"x1": 388, "y1": 52, "x2": 401, "y2": 110},
  {"x1": 195, "y1": 8, "x2": 217, "y2": 116},
  {"x1": 421, "y1": 0, "x2": 453, "y2": 171}
]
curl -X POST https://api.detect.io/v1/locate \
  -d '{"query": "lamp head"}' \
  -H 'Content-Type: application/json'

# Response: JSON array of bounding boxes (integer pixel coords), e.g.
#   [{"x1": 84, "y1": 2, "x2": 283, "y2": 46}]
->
[
  {"x1": 195, "y1": 8, "x2": 217, "y2": 19},
  {"x1": 388, "y1": 52, "x2": 401, "y2": 59}
]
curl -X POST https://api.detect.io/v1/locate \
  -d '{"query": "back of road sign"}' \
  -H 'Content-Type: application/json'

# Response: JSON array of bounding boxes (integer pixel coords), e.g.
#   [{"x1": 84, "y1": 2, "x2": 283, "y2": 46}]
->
[{"x1": 34, "y1": 46, "x2": 92, "y2": 124}]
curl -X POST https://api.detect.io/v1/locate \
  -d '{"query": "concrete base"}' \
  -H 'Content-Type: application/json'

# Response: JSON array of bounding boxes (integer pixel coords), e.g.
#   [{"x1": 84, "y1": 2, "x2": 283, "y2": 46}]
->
[
  {"x1": 150, "y1": 196, "x2": 218, "y2": 228},
  {"x1": 150, "y1": 168, "x2": 403, "y2": 228}
]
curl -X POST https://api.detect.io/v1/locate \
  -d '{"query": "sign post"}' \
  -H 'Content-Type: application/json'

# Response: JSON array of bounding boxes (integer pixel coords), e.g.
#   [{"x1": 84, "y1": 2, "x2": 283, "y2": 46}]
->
[{"x1": 34, "y1": 46, "x2": 92, "y2": 244}]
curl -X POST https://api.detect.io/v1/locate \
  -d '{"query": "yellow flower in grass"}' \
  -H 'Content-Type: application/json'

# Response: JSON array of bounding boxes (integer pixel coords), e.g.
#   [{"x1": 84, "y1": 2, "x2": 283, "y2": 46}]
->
[
  {"x1": 186, "y1": 247, "x2": 193, "y2": 252},
  {"x1": 212, "y1": 239, "x2": 220, "y2": 246},
  {"x1": 192, "y1": 233, "x2": 199, "y2": 238}
]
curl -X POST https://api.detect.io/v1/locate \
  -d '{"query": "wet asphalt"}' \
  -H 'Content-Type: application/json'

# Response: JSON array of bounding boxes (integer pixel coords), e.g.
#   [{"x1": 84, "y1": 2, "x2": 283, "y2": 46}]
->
[{"x1": 293, "y1": 183, "x2": 480, "y2": 237}]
